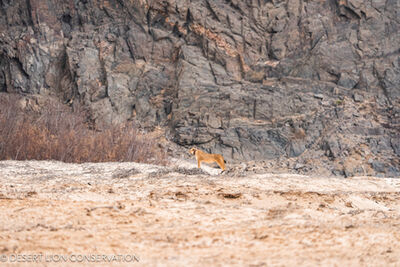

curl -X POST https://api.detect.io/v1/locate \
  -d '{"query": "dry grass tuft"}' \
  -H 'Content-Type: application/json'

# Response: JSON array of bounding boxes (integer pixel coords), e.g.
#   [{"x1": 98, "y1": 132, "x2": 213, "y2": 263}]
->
[{"x1": 0, "y1": 94, "x2": 167, "y2": 164}]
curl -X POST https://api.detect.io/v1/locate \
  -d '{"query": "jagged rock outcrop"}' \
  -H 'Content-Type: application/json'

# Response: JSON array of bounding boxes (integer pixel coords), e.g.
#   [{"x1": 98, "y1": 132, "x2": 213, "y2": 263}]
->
[{"x1": 0, "y1": 0, "x2": 399, "y2": 176}]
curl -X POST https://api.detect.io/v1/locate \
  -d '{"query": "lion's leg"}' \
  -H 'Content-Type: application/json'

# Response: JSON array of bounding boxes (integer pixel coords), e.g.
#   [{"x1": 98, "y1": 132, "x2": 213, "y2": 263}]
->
[
  {"x1": 216, "y1": 158, "x2": 226, "y2": 171},
  {"x1": 220, "y1": 160, "x2": 226, "y2": 171},
  {"x1": 198, "y1": 160, "x2": 201, "y2": 168}
]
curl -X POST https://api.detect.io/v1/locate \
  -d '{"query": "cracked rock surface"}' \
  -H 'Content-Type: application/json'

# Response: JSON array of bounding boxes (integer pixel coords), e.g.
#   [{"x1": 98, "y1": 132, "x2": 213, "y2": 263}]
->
[{"x1": 0, "y1": 0, "x2": 399, "y2": 177}]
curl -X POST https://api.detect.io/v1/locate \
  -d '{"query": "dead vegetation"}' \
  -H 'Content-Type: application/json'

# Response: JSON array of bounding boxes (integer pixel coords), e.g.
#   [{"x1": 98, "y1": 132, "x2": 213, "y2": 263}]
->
[{"x1": 0, "y1": 94, "x2": 167, "y2": 164}]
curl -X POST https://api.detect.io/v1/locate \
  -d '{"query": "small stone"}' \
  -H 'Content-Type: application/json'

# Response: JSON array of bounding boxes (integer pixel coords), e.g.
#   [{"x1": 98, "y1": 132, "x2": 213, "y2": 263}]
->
[
  {"x1": 294, "y1": 163, "x2": 305, "y2": 170},
  {"x1": 333, "y1": 87, "x2": 340, "y2": 95},
  {"x1": 353, "y1": 93, "x2": 364, "y2": 102},
  {"x1": 313, "y1": 94, "x2": 324, "y2": 100},
  {"x1": 289, "y1": 141, "x2": 306, "y2": 157}
]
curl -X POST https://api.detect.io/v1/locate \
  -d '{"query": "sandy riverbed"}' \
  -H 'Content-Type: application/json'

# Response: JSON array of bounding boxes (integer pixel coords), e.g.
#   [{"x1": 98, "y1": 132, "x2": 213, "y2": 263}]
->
[{"x1": 0, "y1": 160, "x2": 399, "y2": 266}]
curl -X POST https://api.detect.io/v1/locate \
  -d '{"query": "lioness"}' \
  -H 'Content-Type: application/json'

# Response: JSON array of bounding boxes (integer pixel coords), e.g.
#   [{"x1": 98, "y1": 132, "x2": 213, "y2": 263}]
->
[{"x1": 189, "y1": 147, "x2": 226, "y2": 171}]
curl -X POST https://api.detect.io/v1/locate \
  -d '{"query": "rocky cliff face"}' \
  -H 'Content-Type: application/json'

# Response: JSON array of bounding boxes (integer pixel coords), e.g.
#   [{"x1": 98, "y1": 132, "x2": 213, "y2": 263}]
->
[{"x1": 0, "y1": 0, "x2": 399, "y2": 176}]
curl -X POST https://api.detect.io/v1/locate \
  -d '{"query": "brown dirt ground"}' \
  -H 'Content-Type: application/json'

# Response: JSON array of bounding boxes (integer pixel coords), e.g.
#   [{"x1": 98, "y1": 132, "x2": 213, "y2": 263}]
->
[{"x1": 0, "y1": 160, "x2": 399, "y2": 266}]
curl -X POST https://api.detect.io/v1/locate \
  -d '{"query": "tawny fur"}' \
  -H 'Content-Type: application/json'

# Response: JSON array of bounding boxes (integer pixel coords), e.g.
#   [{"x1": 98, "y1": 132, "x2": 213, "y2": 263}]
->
[{"x1": 189, "y1": 147, "x2": 226, "y2": 171}]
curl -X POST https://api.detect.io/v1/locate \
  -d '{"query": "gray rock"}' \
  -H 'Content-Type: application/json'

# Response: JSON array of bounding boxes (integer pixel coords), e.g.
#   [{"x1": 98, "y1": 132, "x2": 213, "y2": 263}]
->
[
  {"x1": 0, "y1": 0, "x2": 399, "y2": 177},
  {"x1": 324, "y1": 138, "x2": 341, "y2": 159},
  {"x1": 314, "y1": 94, "x2": 324, "y2": 100},
  {"x1": 338, "y1": 73, "x2": 359, "y2": 89},
  {"x1": 353, "y1": 93, "x2": 364, "y2": 102},
  {"x1": 288, "y1": 141, "x2": 306, "y2": 158},
  {"x1": 371, "y1": 161, "x2": 385, "y2": 173},
  {"x1": 294, "y1": 163, "x2": 306, "y2": 170},
  {"x1": 391, "y1": 138, "x2": 400, "y2": 157}
]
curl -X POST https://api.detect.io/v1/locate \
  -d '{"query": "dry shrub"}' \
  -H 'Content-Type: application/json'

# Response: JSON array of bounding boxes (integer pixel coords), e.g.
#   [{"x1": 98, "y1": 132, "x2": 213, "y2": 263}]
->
[{"x1": 0, "y1": 94, "x2": 167, "y2": 164}]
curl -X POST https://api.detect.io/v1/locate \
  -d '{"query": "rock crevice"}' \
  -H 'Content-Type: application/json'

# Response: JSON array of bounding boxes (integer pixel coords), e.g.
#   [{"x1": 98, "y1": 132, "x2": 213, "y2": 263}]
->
[{"x1": 0, "y1": 0, "x2": 399, "y2": 176}]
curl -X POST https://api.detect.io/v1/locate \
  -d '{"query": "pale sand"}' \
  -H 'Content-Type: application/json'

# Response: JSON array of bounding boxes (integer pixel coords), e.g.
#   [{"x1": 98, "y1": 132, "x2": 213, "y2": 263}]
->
[{"x1": 0, "y1": 160, "x2": 399, "y2": 266}]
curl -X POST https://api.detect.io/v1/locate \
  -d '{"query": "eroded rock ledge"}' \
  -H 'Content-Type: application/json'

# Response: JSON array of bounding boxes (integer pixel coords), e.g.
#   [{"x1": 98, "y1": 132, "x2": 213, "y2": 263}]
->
[{"x1": 0, "y1": 0, "x2": 399, "y2": 176}]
